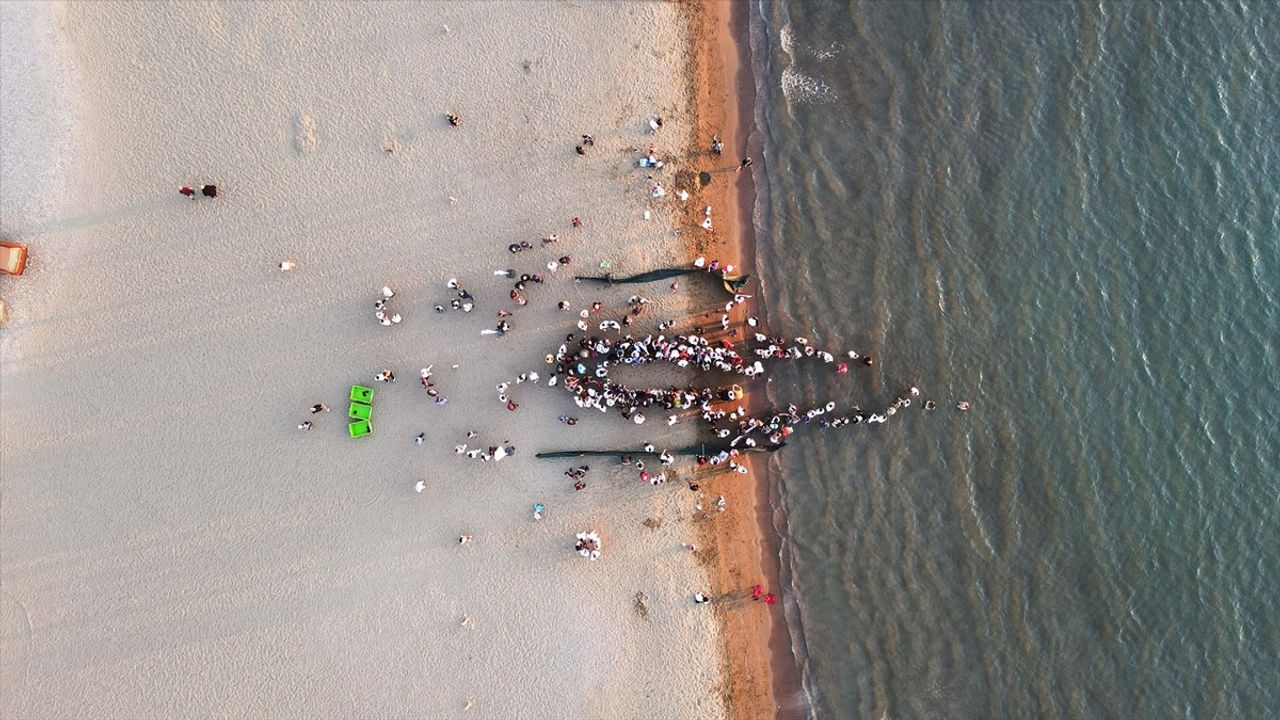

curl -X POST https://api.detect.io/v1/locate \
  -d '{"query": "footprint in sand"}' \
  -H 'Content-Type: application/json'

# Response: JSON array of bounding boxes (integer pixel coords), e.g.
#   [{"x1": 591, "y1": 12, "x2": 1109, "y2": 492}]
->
[{"x1": 294, "y1": 112, "x2": 318, "y2": 153}]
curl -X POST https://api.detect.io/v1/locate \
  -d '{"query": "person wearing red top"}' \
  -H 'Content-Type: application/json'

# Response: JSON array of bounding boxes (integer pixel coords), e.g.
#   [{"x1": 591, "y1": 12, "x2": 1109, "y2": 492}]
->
[
  {"x1": 763, "y1": 593, "x2": 777, "y2": 606},
  {"x1": 178, "y1": 185, "x2": 195, "y2": 197},
  {"x1": 752, "y1": 584, "x2": 763, "y2": 600}
]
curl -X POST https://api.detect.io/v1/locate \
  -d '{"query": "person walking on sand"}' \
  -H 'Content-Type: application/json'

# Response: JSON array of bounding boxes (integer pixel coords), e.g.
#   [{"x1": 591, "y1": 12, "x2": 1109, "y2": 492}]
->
[
  {"x1": 375, "y1": 369, "x2": 396, "y2": 383},
  {"x1": 310, "y1": 404, "x2": 330, "y2": 414},
  {"x1": 736, "y1": 157, "x2": 752, "y2": 172}
]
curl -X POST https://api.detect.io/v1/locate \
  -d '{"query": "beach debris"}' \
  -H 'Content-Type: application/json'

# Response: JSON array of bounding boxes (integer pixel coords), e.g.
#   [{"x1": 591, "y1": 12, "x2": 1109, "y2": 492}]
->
[
  {"x1": 574, "y1": 531, "x2": 602, "y2": 561},
  {"x1": 446, "y1": 112, "x2": 462, "y2": 127},
  {"x1": 414, "y1": 480, "x2": 426, "y2": 493},
  {"x1": 178, "y1": 184, "x2": 215, "y2": 199},
  {"x1": 464, "y1": 697, "x2": 474, "y2": 711},
  {"x1": 693, "y1": 592, "x2": 711, "y2": 604},
  {"x1": 957, "y1": 400, "x2": 971, "y2": 411},
  {"x1": 277, "y1": 259, "x2": 296, "y2": 272},
  {"x1": 460, "y1": 614, "x2": 476, "y2": 630},
  {"x1": 633, "y1": 591, "x2": 650, "y2": 620},
  {"x1": 647, "y1": 117, "x2": 663, "y2": 133},
  {"x1": 641, "y1": 517, "x2": 662, "y2": 530},
  {"x1": 459, "y1": 534, "x2": 473, "y2": 545}
]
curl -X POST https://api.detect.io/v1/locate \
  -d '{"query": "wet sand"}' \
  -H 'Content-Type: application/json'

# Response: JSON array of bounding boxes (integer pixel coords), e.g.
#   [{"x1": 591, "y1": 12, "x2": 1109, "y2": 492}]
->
[{"x1": 678, "y1": 2, "x2": 803, "y2": 719}]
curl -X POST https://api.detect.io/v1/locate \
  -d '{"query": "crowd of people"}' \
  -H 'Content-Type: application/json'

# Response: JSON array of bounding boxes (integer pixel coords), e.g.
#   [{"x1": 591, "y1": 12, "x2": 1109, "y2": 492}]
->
[{"x1": 276, "y1": 111, "x2": 958, "y2": 632}]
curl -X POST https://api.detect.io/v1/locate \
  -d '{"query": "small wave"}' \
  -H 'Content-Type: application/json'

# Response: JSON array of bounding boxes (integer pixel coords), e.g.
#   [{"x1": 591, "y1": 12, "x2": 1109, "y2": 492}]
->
[
  {"x1": 811, "y1": 41, "x2": 845, "y2": 61},
  {"x1": 781, "y1": 67, "x2": 835, "y2": 105}
]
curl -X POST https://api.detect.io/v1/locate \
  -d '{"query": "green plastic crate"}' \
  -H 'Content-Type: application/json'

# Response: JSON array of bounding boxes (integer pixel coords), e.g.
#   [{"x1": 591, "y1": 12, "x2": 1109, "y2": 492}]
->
[
  {"x1": 350, "y1": 385, "x2": 375, "y2": 404},
  {"x1": 348, "y1": 403, "x2": 372, "y2": 420},
  {"x1": 348, "y1": 419, "x2": 372, "y2": 438}
]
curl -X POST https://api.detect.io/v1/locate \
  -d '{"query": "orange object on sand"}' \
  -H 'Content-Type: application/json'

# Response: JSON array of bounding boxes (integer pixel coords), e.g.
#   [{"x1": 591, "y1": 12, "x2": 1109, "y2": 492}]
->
[{"x1": 1, "y1": 241, "x2": 29, "y2": 276}]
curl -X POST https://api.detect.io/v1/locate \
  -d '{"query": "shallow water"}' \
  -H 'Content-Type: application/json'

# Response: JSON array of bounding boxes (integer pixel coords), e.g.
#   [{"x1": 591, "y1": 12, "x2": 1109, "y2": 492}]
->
[{"x1": 748, "y1": 1, "x2": 1280, "y2": 717}]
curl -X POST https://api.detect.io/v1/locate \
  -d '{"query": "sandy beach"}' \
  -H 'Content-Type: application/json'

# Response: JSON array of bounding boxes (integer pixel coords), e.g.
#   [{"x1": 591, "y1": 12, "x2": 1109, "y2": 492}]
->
[{"x1": 0, "y1": 1, "x2": 787, "y2": 717}]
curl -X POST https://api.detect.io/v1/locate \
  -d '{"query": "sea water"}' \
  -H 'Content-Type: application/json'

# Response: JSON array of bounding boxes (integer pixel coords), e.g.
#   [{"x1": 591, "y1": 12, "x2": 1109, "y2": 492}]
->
[{"x1": 748, "y1": 1, "x2": 1279, "y2": 717}]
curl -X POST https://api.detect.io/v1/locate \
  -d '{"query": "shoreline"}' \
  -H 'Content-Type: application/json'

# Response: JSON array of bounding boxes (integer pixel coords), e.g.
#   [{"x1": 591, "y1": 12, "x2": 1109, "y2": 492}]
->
[{"x1": 680, "y1": 2, "x2": 805, "y2": 718}]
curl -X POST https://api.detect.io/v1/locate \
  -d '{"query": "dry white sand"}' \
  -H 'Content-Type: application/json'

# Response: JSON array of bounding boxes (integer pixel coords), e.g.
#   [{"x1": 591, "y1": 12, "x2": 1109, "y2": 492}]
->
[{"x1": 0, "y1": 2, "x2": 725, "y2": 718}]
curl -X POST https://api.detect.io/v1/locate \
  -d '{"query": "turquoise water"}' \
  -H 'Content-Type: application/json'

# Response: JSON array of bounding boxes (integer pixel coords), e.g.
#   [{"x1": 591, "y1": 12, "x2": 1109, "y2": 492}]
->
[{"x1": 748, "y1": 1, "x2": 1280, "y2": 717}]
